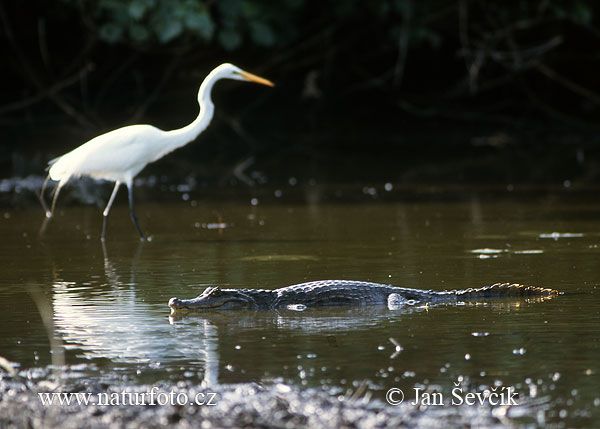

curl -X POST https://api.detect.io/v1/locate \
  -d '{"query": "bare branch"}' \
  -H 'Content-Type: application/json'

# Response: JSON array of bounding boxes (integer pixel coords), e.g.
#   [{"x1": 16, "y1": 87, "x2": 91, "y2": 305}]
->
[{"x1": 536, "y1": 63, "x2": 600, "y2": 106}]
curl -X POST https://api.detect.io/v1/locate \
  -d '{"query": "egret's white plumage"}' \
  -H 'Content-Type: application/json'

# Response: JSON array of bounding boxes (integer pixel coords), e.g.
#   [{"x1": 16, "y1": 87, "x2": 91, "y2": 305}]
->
[{"x1": 40, "y1": 63, "x2": 274, "y2": 240}]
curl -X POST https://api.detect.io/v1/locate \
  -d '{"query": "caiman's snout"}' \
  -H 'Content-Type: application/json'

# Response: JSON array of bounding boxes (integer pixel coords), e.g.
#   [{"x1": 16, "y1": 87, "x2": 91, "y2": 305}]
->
[{"x1": 168, "y1": 297, "x2": 186, "y2": 313}]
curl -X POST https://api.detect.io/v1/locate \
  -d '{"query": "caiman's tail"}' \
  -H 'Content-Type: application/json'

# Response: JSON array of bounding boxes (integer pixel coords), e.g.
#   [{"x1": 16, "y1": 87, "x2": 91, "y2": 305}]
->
[{"x1": 453, "y1": 283, "x2": 561, "y2": 299}]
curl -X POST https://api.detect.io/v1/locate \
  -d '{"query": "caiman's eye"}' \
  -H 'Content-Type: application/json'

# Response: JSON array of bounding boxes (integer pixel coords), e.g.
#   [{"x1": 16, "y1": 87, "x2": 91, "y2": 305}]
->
[{"x1": 209, "y1": 287, "x2": 221, "y2": 297}]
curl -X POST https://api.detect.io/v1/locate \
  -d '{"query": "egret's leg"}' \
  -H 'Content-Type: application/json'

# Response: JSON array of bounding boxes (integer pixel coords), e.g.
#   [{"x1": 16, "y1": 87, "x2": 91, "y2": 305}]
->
[
  {"x1": 127, "y1": 183, "x2": 145, "y2": 240},
  {"x1": 39, "y1": 175, "x2": 52, "y2": 218},
  {"x1": 102, "y1": 181, "x2": 121, "y2": 241},
  {"x1": 49, "y1": 180, "x2": 65, "y2": 218}
]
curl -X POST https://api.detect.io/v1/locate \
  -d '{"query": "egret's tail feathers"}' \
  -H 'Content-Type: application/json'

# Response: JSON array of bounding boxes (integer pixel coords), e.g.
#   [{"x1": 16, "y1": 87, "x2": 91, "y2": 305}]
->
[{"x1": 48, "y1": 156, "x2": 60, "y2": 166}]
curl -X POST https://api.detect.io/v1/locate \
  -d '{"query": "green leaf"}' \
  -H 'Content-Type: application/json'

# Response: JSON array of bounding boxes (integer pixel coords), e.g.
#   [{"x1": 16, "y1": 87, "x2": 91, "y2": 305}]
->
[
  {"x1": 249, "y1": 21, "x2": 275, "y2": 46},
  {"x1": 413, "y1": 28, "x2": 441, "y2": 49},
  {"x1": 185, "y1": 11, "x2": 214, "y2": 40},
  {"x1": 218, "y1": 28, "x2": 242, "y2": 50},
  {"x1": 128, "y1": 0, "x2": 149, "y2": 20},
  {"x1": 217, "y1": 0, "x2": 242, "y2": 19},
  {"x1": 571, "y1": 2, "x2": 592, "y2": 25},
  {"x1": 99, "y1": 0, "x2": 129, "y2": 22},
  {"x1": 130, "y1": 23, "x2": 150, "y2": 42},
  {"x1": 393, "y1": 0, "x2": 413, "y2": 18},
  {"x1": 154, "y1": 18, "x2": 183, "y2": 43},
  {"x1": 99, "y1": 22, "x2": 123, "y2": 43}
]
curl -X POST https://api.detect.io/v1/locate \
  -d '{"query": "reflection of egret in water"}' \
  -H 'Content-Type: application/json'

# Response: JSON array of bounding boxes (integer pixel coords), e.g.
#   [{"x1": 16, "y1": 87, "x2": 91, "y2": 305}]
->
[
  {"x1": 50, "y1": 242, "x2": 221, "y2": 385},
  {"x1": 169, "y1": 317, "x2": 220, "y2": 387},
  {"x1": 26, "y1": 283, "x2": 66, "y2": 369}
]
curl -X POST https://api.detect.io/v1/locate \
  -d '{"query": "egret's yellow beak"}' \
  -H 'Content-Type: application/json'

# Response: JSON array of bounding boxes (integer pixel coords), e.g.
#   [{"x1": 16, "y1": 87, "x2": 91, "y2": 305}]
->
[{"x1": 241, "y1": 71, "x2": 275, "y2": 87}]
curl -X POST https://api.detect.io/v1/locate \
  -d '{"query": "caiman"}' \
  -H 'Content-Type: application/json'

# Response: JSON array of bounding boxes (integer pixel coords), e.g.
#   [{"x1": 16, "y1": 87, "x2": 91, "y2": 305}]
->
[{"x1": 168, "y1": 280, "x2": 560, "y2": 314}]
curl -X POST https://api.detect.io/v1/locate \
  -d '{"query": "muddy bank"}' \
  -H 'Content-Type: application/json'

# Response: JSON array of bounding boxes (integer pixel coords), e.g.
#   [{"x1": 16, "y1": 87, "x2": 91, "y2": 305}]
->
[{"x1": 0, "y1": 370, "x2": 532, "y2": 428}]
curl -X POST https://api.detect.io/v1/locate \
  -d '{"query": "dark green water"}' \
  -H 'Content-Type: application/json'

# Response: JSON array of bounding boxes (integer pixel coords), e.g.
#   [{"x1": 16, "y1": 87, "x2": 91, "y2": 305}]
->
[{"x1": 1, "y1": 183, "x2": 599, "y2": 426}]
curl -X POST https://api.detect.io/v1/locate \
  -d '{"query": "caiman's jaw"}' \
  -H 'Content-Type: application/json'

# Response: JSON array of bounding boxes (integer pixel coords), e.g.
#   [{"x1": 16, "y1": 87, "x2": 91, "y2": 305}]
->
[{"x1": 168, "y1": 287, "x2": 254, "y2": 314}]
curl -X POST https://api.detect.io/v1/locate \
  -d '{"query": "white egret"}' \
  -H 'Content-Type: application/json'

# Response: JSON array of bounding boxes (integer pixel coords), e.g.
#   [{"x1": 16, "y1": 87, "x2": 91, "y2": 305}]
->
[{"x1": 40, "y1": 63, "x2": 274, "y2": 240}]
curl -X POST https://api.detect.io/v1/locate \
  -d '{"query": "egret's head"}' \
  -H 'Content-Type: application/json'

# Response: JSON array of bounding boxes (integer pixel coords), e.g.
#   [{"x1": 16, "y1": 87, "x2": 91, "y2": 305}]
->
[{"x1": 216, "y1": 63, "x2": 274, "y2": 87}]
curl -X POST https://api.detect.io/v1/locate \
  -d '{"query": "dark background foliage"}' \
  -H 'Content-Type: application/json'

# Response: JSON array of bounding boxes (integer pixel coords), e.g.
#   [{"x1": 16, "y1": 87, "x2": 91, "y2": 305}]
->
[{"x1": 2, "y1": 0, "x2": 600, "y2": 184}]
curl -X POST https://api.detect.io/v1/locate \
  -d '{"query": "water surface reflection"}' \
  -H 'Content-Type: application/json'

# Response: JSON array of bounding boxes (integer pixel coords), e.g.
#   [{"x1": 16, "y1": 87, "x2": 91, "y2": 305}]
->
[{"x1": 0, "y1": 186, "x2": 598, "y2": 425}]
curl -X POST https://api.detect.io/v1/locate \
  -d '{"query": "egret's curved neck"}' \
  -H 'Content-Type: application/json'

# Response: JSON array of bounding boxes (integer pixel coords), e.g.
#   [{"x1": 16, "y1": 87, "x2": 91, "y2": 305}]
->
[{"x1": 160, "y1": 69, "x2": 221, "y2": 155}]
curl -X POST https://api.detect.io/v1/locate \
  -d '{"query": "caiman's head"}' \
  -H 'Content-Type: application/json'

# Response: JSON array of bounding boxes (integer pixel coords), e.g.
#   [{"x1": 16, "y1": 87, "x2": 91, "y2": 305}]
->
[{"x1": 168, "y1": 287, "x2": 255, "y2": 313}]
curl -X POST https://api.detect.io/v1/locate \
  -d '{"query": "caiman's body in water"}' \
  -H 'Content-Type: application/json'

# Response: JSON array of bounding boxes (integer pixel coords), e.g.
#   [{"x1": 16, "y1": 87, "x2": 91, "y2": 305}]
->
[{"x1": 168, "y1": 280, "x2": 560, "y2": 314}]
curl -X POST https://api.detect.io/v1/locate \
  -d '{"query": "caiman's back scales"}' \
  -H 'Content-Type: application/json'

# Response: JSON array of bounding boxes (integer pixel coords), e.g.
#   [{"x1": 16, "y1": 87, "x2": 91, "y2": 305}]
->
[{"x1": 169, "y1": 280, "x2": 560, "y2": 313}]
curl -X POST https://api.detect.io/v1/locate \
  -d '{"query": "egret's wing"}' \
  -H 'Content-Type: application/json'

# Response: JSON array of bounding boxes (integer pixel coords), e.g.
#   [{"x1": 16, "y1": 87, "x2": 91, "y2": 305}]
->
[{"x1": 49, "y1": 125, "x2": 163, "y2": 182}]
